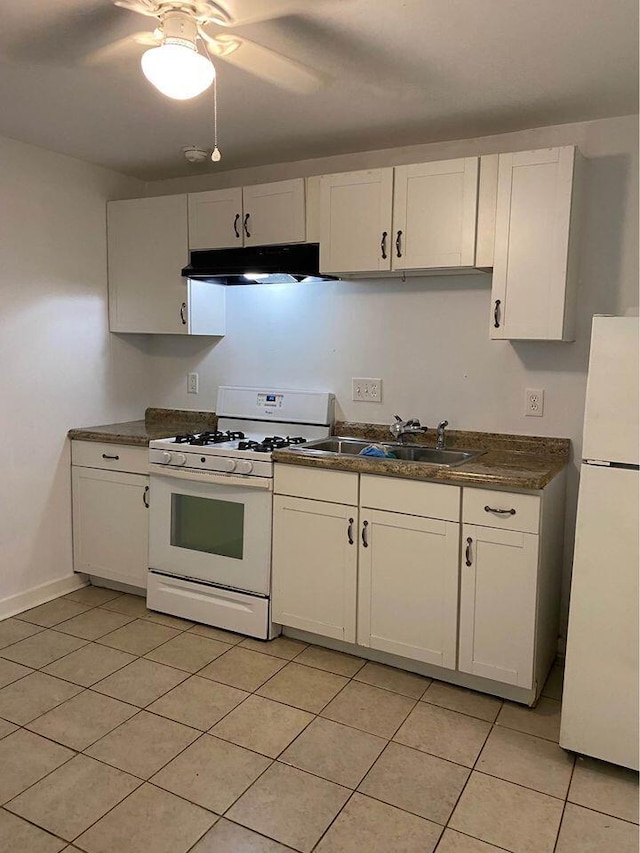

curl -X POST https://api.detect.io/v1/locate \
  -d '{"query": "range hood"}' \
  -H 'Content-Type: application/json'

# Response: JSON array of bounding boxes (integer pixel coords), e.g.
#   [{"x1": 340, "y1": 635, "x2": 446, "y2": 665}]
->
[{"x1": 181, "y1": 243, "x2": 336, "y2": 285}]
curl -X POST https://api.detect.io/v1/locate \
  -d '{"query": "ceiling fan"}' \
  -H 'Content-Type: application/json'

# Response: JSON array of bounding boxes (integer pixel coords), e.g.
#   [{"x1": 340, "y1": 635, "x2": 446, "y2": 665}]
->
[{"x1": 92, "y1": 0, "x2": 326, "y2": 98}]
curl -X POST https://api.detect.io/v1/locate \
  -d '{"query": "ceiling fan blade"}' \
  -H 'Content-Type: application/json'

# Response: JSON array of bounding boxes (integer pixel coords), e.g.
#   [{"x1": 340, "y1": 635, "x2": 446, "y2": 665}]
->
[
  {"x1": 83, "y1": 31, "x2": 160, "y2": 66},
  {"x1": 215, "y1": 0, "x2": 335, "y2": 28},
  {"x1": 208, "y1": 34, "x2": 324, "y2": 93},
  {"x1": 113, "y1": 0, "x2": 163, "y2": 20}
]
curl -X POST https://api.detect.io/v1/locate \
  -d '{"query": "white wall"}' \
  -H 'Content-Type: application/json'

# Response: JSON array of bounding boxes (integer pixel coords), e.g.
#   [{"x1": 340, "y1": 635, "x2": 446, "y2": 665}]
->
[
  {"x1": 140, "y1": 114, "x2": 638, "y2": 635},
  {"x1": 0, "y1": 136, "x2": 147, "y2": 608}
]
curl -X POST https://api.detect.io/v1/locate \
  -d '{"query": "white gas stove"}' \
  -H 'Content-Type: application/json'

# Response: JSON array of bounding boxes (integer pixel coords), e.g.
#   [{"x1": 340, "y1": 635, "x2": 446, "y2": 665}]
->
[{"x1": 147, "y1": 387, "x2": 334, "y2": 639}]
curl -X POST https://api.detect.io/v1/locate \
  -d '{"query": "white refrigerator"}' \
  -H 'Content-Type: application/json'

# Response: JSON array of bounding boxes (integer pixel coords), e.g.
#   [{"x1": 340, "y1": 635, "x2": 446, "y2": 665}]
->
[{"x1": 560, "y1": 315, "x2": 639, "y2": 770}]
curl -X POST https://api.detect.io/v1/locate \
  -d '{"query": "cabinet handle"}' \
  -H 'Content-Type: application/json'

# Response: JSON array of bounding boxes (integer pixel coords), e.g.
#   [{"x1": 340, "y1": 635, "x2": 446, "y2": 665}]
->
[
  {"x1": 395, "y1": 230, "x2": 403, "y2": 258},
  {"x1": 493, "y1": 299, "x2": 501, "y2": 328},
  {"x1": 243, "y1": 213, "x2": 251, "y2": 238},
  {"x1": 347, "y1": 517, "x2": 354, "y2": 545},
  {"x1": 143, "y1": 486, "x2": 150, "y2": 508},
  {"x1": 380, "y1": 231, "x2": 388, "y2": 260},
  {"x1": 484, "y1": 505, "x2": 516, "y2": 515},
  {"x1": 361, "y1": 519, "x2": 369, "y2": 548},
  {"x1": 233, "y1": 213, "x2": 240, "y2": 238},
  {"x1": 180, "y1": 302, "x2": 187, "y2": 325},
  {"x1": 101, "y1": 453, "x2": 120, "y2": 460},
  {"x1": 465, "y1": 537, "x2": 473, "y2": 566}
]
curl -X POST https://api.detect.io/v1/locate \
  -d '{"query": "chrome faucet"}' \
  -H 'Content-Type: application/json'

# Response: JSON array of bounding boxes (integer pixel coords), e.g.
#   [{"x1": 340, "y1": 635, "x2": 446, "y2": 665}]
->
[
  {"x1": 436, "y1": 420, "x2": 449, "y2": 450},
  {"x1": 390, "y1": 414, "x2": 428, "y2": 442}
]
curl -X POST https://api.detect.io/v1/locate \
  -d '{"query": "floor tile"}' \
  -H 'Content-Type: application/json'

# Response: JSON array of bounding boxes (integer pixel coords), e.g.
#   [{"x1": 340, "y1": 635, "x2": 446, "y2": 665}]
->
[
  {"x1": 64, "y1": 586, "x2": 122, "y2": 607},
  {"x1": 6, "y1": 754, "x2": 141, "y2": 842},
  {"x1": 353, "y1": 661, "x2": 431, "y2": 699},
  {"x1": 145, "y1": 632, "x2": 231, "y2": 672},
  {"x1": 422, "y1": 682, "x2": 502, "y2": 722},
  {"x1": 568, "y1": 755, "x2": 639, "y2": 823},
  {"x1": 75, "y1": 782, "x2": 216, "y2": 853},
  {"x1": 99, "y1": 593, "x2": 149, "y2": 617},
  {"x1": 477, "y1": 725, "x2": 575, "y2": 798},
  {"x1": 0, "y1": 630, "x2": 87, "y2": 669},
  {"x1": 555, "y1": 802, "x2": 638, "y2": 853},
  {"x1": 54, "y1": 608, "x2": 134, "y2": 641},
  {"x1": 211, "y1": 695, "x2": 313, "y2": 758},
  {"x1": 152, "y1": 734, "x2": 271, "y2": 813},
  {"x1": 394, "y1": 702, "x2": 491, "y2": 767},
  {"x1": 294, "y1": 645, "x2": 365, "y2": 677},
  {"x1": 257, "y1": 662, "x2": 348, "y2": 713},
  {"x1": 496, "y1": 696, "x2": 562, "y2": 742},
  {"x1": 149, "y1": 674, "x2": 248, "y2": 731},
  {"x1": 450, "y1": 771, "x2": 564, "y2": 853},
  {"x1": 238, "y1": 636, "x2": 308, "y2": 660},
  {"x1": 198, "y1": 647, "x2": 287, "y2": 692},
  {"x1": 0, "y1": 672, "x2": 82, "y2": 725},
  {"x1": 96, "y1": 619, "x2": 180, "y2": 655},
  {"x1": 17, "y1": 599, "x2": 91, "y2": 628},
  {"x1": 86, "y1": 710, "x2": 200, "y2": 778},
  {"x1": 435, "y1": 828, "x2": 506, "y2": 852},
  {"x1": 321, "y1": 680, "x2": 415, "y2": 738},
  {"x1": 280, "y1": 717, "x2": 386, "y2": 788},
  {"x1": 0, "y1": 657, "x2": 32, "y2": 688},
  {"x1": 41, "y1": 643, "x2": 136, "y2": 688},
  {"x1": 144, "y1": 611, "x2": 195, "y2": 629},
  {"x1": 0, "y1": 719, "x2": 17, "y2": 739},
  {"x1": 541, "y1": 662, "x2": 564, "y2": 700},
  {"x1": 0, "y1": 809, "x2": 67, "y2": 853},
  {"x1": 190, "y1": 818, "x2": 292, "y2": 852},
  {"x1": 227, "y1": 762, "x2": 350, "y2": 853},
  {"x1": 0, "y1": 617, "x2": 44, "y2": 649},
  {"x1": 0, "y1": 729, "x2": 74, "y2": 804},
  {"x1": 188, "y1": 624, "x2": 244, "y2": 644},
  {"x1": 92, "y1": 657, "x2": 188, "y2": 706},
  {"x1": 27, "y1": 689, "x2": 138, "y2": 750},
  {"x1": 314, "y1": 792, "x2": 442, "y2": 853},
  {"x1": 359, "y1": 741, "x2": 470, "y2": 824}
]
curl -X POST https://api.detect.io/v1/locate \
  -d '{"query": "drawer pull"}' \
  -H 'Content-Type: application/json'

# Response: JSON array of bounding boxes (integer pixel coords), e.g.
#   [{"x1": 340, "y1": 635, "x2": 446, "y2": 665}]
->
[
  {"x1": 180, "y1": 302, "x2": 187, "y2": 325},
  {"x1": 143, "y1": 486, "x2": 150, "y2": 508},
  {"x1": 465, "y1": 537, "x2": 473, "y2": 566},
  {"x1": 102, "y1": 453, "x2": 120, "y2": 461},
  {"x1": 493, "y1": 299, "x2": 501, "y2": 328},
  {"x1": 233, "y1": 213, "x2": 240, "y2": 238},
  {"x1": 243, "y1": 213, "x2": 251, "y2": 238},
  {"x1": 380, "y1": 231, "x2": 388, "y2": 260},
  {"x1": 361, "y1": 520, "x2": 369, "y2": 548},
  {"x1": 484, "y1": 505, "x2": 516, "y2": 516},
  {"x1": 347, "y1": 517, "x2": 354, "y2": 545},
  {"x1": 395, "y1": 229, "x2": 403, "y2": 258}
]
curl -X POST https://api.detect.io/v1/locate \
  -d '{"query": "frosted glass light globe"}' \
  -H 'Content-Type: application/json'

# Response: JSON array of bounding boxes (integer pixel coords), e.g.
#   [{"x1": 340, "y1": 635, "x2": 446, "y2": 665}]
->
[{"x1": 141, "y1": 43, "x2": 215, "y2": 100}]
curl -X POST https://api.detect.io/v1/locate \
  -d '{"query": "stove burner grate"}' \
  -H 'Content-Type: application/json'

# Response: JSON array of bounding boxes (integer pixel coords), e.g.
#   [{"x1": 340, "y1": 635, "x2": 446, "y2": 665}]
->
[
  {"x1": 238, "y1": 435, "x2": 307, "y2": 453},
  {"x1": 174, "y1": 430, "x2": 246, "y2": 446}
]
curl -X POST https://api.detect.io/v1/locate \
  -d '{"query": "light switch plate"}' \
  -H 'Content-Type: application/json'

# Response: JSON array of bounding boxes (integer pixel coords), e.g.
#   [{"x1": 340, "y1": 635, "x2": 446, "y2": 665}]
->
[
  {"x1": 187, "y1": 372, "x2": 199, "y2": 394},
  {"x1": 353, "y1": 378, "x2": 382, "y2": 403}
]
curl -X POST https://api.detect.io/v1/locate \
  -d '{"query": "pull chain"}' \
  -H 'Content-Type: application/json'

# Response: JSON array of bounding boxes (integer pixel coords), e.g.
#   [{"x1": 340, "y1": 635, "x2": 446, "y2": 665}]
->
[{"x1": 211, "y1": 74, "x2": 221, "y2": 162}]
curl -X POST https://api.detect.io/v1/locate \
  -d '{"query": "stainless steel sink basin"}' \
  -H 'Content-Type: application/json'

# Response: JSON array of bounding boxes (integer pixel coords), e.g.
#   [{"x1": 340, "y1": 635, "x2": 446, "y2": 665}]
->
[{"x1": 292, "y1": 436, "x2": 485, "y2": 467}]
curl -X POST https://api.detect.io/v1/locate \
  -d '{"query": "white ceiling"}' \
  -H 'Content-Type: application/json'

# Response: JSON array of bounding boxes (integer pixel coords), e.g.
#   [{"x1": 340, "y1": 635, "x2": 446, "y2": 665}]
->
[{"x1": 0, "y1": 0, "x2": 637, "y2": 181}]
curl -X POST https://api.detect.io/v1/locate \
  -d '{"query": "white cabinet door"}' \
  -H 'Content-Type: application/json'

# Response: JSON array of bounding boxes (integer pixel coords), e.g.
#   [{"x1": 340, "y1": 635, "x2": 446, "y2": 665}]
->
[
  {"x1": 459, "y1": 523, "x2": 539, "y2": 688},
  {"x1": 357, "y1": 509, "x2": 459, "y2": 667},
  {"x1": 243, "y1": 179, "x2": 306, "y2": 246},
  {"x1": 108, "y1": 195, "x2": 188, "y2": 334},
  {"x1": 393, "y1": 158, "x2": 479, "y2": 269},
  {"x1": 272, "y1": 495, "x2": 357, "y2": 642},
  {"x1": 491, "y1": 146, "x2": 581, "y2": 341},
  {"x1": 188, "y1": 187, "x2": 243, "y2": 250},
  {"x1": 72, "y1": 467, "x2": 149, "y2": 589},
  {"x1": 319, "y1": 169, "x2": 393, "y2": 274}
]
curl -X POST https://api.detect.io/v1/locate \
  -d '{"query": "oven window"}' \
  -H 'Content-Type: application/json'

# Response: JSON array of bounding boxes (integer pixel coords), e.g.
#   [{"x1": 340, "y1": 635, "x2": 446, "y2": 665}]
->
[{"x1": 171, "y1": 494, "x2": 244, "y2": 559}]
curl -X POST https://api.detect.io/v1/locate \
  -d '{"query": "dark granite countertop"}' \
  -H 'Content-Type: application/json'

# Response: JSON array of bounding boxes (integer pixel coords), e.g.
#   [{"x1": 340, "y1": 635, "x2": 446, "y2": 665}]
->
[
  {"x1": 67, "y1": 408, "x2": 218, "y2": 447},
  {"x1": 273, "y1": 422, "x2": 571, "y2": 491}
]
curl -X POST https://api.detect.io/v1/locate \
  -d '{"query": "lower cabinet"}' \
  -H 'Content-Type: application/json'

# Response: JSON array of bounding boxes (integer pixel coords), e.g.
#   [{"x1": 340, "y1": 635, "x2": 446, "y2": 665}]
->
[{"x1": 71, "y1": 441, "x2": 149, "y2": 589}]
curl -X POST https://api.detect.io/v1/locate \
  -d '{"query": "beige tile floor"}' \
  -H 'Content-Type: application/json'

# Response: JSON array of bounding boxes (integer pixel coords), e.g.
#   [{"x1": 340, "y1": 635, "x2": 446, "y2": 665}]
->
[{"x1": 0, "y1": 587, "x2": 637, "y2": 853}]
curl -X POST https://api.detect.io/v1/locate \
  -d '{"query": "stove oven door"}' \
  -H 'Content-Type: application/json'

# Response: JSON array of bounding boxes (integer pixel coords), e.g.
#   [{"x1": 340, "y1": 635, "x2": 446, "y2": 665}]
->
[{"x1": 149, "y1": 470, "x2": 272, "y2": 595}]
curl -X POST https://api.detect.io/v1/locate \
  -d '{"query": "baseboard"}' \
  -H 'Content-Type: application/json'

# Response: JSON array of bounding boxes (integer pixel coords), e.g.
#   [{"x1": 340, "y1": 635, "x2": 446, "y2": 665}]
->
[{"x1": 0, "y1": 574, "x2": 89, "y2": 621}]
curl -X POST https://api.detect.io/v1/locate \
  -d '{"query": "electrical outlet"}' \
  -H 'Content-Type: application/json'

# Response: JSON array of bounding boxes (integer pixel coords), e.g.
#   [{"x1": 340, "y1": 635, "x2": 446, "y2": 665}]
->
[
  {"x1": 352, "y1": 378, "x2": 383, "y2": 403},
  {"x1": 524, "y1": 387, "x2": 544, "y2": 417},
  {"x1": 187, "y1": 372, "x2": 199, "y2": 394}
]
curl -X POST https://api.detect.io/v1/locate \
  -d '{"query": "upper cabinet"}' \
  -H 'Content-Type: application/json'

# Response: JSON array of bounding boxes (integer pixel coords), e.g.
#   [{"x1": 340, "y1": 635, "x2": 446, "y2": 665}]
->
[
  {"x1": 491, "y1": 146, "x2": 584, "y2": 342},
  {"x1": 319, "y1": 158, "x2": 480, "y2": 276},
  {"x1": 188, "y1": 178, "x2": 306, "y2": 250}
]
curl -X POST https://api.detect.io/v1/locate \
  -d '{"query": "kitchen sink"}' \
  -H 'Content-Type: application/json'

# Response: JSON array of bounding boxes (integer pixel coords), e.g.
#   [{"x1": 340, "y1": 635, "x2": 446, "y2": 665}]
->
[{"x1": 292, "y1": 436, "x2": 485, "y2": 467}]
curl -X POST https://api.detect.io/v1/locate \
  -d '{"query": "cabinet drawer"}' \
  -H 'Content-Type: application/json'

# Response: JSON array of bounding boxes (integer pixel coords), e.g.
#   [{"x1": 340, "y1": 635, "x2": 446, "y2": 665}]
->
[
  {"x1": 275, "y1": 464, "x2": 358, "y2": 505},
  {"x1": 463, "y1": 487, "x2": 540, "y2": 534},
  {"x1": 71, "y1": 440, "x2": 148, "y2": 475},
  {"x1": 360, "y1": 475, "x2": 460, "y2": 521}
]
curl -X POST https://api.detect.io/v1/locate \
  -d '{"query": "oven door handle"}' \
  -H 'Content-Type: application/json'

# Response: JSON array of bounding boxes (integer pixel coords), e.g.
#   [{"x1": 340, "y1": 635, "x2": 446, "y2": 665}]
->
[{"x1": 149, "y1": 464, "x2": 273, "y2": 490}]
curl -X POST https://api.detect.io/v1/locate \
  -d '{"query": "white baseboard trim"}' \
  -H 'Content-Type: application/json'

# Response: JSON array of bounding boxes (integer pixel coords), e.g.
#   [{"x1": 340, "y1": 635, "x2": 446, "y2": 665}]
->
[{"x1": 0, "y1": 574, "x2": 89, "y2": 621}]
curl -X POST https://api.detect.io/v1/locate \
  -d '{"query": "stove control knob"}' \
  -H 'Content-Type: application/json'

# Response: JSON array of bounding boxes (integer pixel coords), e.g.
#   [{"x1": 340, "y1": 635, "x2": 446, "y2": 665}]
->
[
  {"x1": 219, "y1": 458, "x2": 237, "y2": 473},
  {"x1": 235, "y1": 460, "x2": 253, "y2": 475},
  {"x1": 172, "y1": 453, "x2": 187, "y2": 467},
  {"x1": 160, "y1": 451, "x2": 172, "y2": 465}
]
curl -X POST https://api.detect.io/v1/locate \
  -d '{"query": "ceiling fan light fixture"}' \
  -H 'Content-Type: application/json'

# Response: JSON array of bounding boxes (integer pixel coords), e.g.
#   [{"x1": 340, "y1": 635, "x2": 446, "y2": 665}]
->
[{"x1": 141, "y1": 40, "x2": 215, "y2": 100}]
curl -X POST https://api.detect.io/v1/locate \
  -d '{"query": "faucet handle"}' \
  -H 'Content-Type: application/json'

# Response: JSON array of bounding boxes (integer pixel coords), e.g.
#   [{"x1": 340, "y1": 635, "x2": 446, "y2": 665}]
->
[{"x1": 437, "y1": 420, "x2": 449, "y2": 431}]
